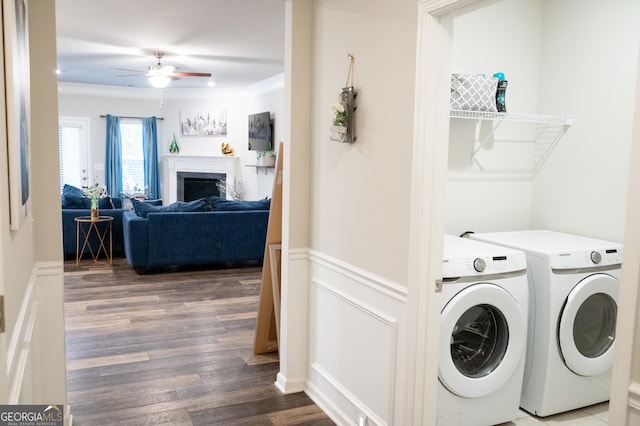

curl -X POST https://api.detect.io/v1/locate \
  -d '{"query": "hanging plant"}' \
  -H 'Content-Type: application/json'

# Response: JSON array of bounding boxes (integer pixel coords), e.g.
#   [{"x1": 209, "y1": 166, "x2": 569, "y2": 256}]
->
[{"x1": 329, "y1": 54, "x2": 357, "y2": 143}]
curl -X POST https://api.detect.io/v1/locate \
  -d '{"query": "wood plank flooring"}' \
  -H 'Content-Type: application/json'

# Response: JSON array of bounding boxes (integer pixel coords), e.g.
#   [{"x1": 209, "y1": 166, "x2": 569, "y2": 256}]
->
[{"x1": 64, "y1": 258, "x2": 334, "y2": 426}]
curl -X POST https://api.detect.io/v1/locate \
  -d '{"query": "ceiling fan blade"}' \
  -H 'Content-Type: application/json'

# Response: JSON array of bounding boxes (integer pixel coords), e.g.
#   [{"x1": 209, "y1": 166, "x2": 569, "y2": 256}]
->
[
  {"x1": 114, "y1": 67, "x2": 145, "y2": 73},
  {"x1": 173, "y1": 72, "x2": 212, "y2": 77}
]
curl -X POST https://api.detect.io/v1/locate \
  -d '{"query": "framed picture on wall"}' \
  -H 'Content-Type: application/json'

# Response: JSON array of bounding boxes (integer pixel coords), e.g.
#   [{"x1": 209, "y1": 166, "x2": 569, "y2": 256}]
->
[
  {"x1": 180, "y1": 107, "x2": 227, "y2": 136},
  {"x1": 3, "y1": 0, "x2": 31, "y2": 230}
]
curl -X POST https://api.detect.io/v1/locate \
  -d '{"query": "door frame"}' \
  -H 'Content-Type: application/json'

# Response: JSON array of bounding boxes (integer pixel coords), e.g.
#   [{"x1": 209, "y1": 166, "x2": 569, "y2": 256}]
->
[{"x1": 405, "y1": 0, "x2": 505, "y2": 423}]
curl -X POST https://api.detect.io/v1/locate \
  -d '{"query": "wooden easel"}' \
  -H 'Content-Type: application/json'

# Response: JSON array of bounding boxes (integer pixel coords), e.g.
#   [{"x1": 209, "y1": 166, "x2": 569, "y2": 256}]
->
[{"x1": 254, "y1": 142, "x2": 283, "y2": 354}]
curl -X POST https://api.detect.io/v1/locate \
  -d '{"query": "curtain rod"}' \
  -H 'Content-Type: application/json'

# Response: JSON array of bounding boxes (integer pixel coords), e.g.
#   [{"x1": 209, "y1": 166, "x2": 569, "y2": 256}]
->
[{"x1": 99, "y1": 114, "x2": 164, "y2": 120}]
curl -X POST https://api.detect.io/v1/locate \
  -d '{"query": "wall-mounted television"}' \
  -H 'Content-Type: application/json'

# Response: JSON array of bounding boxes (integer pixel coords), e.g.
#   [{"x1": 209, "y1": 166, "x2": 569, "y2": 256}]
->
[{"x1": 248, "y1": 111, "x2": 273, "y2": 151}]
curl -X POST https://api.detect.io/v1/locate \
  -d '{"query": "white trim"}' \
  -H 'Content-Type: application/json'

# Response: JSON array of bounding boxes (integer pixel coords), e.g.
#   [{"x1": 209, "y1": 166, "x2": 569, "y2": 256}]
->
[
  {"x1": 609, "y1": 37, "x2": 640, "y2": 425},
  {"x1": 275, "y1": 372, "x2": 304, "y2": 394},
  {"x1": 57, "y1": 74, "x2": 284, "y2": 101},
  {"x1": 309, "y1": 363, "x2": 387, "y2": 426},
  {"x1": 6, "y1": 268, "x2": 37, "y2": 403},
  {"x1": 628, "y1": 382, "x2": 640, "y2": 412},
  {"x1": 312, "y1": 279, "x2": 398, "y2": 425},
  {"x1": 308, "y1": 249, "x2": 407, "y2": 303}
]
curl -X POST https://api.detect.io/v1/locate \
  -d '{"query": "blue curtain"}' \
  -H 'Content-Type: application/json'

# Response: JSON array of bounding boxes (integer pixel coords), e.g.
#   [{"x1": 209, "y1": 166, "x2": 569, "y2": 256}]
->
[
  {"x1": 104, "y1": 114, "x2": 122, "y2": 196},
  {"x1": 142, "y1": 117, "x2": 161, "y2": 199}
]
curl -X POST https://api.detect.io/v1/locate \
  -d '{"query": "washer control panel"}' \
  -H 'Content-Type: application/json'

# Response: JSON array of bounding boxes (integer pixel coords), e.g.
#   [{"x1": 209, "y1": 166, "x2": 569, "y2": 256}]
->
[{"x1": 443, "y1": 253, "x2": 526, "y2": 278}]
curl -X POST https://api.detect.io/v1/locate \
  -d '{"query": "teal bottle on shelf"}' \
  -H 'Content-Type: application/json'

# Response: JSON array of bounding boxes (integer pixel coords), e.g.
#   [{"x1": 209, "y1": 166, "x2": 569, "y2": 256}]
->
[
  {"x1": 493, "y1": 72, "x2": 507, "y2": 113},
  {"x1": 169, "y1": 133, "x2": 179, "y2": 154}
]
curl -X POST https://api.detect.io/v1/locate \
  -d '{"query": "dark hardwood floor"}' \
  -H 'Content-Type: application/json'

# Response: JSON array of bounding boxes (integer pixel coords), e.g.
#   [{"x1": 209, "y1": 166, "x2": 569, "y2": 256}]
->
[{"x1": 64, "y1": 258, "x2": 334, "y2": 426}]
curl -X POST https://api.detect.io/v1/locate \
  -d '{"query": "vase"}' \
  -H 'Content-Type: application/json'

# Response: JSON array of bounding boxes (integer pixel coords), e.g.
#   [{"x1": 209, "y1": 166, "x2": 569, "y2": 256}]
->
[
  {"x1": 329, "y1": 124, "x2": 349, "y2": 143},
  {"x1": 170, "y1": 133, "x2": 179, "y2": 154},
  {"x1": 261, "y1": 155, "x2": 276, "y2": 167},
  {"x1": 90, "y1": 198, "x2": 99, "y2": 220}
]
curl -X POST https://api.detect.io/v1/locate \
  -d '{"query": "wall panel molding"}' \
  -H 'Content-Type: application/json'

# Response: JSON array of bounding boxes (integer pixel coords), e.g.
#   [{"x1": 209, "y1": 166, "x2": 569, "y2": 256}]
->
[
  {"x1": 306, "y1": 252, "x2": 407, "y2": 425},
  {"x1": 308, "y1": 249, "x2": 408, "y2": 303}
]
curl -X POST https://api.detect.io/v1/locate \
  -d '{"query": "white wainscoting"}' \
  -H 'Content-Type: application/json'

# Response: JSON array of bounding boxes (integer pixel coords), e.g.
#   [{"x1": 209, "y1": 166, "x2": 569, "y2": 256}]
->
[
  {"x1": 306, "y1": 251, "x2": 408, "y2": 426},
  {"x1": 6, "y1": 262, "x2": 66, "y2": 409}
]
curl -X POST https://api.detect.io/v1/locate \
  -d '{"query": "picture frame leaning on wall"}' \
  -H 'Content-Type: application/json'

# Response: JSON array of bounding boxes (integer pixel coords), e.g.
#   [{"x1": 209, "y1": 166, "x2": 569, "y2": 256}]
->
[{"x1": 4, "y1": 0, "x2": 31, "y2": 231}]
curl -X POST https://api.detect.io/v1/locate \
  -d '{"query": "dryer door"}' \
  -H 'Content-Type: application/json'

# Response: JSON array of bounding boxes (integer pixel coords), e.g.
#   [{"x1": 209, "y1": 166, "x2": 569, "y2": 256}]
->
[
  {"x1": 558, "y1": 273, "x2": 618, "y2": 376},
  {"x1": 439, "y1": 283, "x2": 526, "y2": 398}
]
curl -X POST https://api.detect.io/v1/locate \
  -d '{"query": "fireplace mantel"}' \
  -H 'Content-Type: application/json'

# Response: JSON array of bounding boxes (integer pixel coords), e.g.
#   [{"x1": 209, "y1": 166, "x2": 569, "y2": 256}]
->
[{"x1": 162, "y1": 155, "x2": 238, "y2": 204}]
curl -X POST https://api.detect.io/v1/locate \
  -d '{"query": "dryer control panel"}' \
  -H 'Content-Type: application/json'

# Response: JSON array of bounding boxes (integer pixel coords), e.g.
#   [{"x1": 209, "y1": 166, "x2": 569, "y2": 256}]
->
[{"x1": 549, "y1": 247, "x2": 623, "y2": 270}]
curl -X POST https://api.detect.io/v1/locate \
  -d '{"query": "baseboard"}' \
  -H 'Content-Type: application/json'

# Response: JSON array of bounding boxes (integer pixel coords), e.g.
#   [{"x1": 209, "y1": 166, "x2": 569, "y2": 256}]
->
[{"x1": 274, "y1": 371, "x2": 305, "y2": 394}]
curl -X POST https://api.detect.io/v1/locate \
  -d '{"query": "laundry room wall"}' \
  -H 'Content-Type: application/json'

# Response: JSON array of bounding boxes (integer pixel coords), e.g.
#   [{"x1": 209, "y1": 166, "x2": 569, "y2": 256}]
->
[
  {"x1": 445, "y1": 0, "x2": 640, "y2": 243},
  {"x1": 446, "y1": 0, "x2": 543, "y2": 237},
  {"x1": 531, "y1": 0, "x2": 640, "y2": 242}
]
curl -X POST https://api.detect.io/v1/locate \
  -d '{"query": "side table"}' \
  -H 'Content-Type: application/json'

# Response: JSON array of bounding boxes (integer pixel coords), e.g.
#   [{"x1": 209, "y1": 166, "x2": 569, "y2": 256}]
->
[{"x1": 74, "y1": 215, "x2": 114, "y2": 266}]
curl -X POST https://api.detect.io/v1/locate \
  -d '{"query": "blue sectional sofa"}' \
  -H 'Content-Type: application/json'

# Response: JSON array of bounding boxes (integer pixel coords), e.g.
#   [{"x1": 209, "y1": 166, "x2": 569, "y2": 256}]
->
[{"x1": 122, "y1": 197, "x2": 270, "y2": 273}]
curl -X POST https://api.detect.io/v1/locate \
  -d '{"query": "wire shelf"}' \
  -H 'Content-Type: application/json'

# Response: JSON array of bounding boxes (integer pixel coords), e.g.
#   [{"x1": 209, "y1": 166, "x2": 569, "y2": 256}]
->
[{"x1": 449, "y1": 110, "x2": 573, "y2": 177}]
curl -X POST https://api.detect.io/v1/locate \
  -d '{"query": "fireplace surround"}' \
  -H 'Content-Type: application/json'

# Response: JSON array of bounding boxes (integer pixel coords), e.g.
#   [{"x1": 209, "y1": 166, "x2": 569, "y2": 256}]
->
[{"x1": 162, "y1": 155, "x2": 238, "y2": 204}]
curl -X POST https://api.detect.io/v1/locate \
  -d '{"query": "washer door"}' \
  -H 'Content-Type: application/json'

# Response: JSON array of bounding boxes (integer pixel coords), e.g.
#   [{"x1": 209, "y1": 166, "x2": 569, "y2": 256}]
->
[
  {"x1": 558, "y1": 273, "x2": 618, "y2": 376},
  {"x1": 439, "y1": 283, "x2": 526, "y2": 398}
]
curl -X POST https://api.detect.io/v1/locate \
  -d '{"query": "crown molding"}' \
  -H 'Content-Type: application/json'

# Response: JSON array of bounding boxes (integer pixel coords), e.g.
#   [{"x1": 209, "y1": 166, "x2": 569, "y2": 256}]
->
[{"x1": 57, "y1": 73, "x2": 284, "y2": 101}]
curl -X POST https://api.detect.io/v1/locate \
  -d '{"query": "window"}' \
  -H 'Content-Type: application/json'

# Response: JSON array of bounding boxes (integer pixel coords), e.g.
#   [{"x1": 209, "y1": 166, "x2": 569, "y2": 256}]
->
[
  {"x1": 120, "y1": 119, "x2": 146, "y2": 194},
  {"x1": 59, "y1": 117, "x2": 89, "y2": 192}
]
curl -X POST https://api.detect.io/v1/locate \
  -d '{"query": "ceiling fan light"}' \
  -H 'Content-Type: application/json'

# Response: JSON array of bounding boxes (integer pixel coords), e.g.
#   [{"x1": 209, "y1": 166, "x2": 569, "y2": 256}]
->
[{"x1": 148, "y1": 75, "x2": 171, "y2": 88}]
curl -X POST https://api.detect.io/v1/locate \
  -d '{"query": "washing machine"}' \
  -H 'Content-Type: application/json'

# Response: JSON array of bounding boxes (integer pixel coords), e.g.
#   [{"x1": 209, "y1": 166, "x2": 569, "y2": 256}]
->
[
  {"x1": 437, "y1": 235, "x2": 528, "y2": 426},
  {"x1": 469, "y1": 230, "x2": 622, "y2": 417}
]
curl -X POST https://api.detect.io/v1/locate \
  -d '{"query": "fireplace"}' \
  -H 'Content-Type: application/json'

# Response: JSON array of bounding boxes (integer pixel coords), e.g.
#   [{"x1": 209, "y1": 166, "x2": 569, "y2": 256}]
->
[
  {"x1": 177, "y1": 172, "x2": 226, "y2": 201},
  {"x1": 162, "y1": 155, "x2": 238, "y2": 204}
]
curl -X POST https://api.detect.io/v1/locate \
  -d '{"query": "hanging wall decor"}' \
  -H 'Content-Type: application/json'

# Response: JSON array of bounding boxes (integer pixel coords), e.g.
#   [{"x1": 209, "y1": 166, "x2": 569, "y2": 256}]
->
[{"x1": 330, "y1": 54, "x2": 357, "y2": 143}]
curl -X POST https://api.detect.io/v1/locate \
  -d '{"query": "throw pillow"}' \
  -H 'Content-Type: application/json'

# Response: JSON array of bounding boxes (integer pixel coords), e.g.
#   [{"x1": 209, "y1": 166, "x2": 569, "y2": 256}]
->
[
  {"x1": 61, "y1": 184, "x2": 85, "y2": 209},
  {"x1": 131, "y1": 198, "x2": 162, "y2": 215},
  {"x1": 131, "y1": 198, "x2": 208, "y2": 218},
  {"x1": 208, "y1": 196, "x2": 271, "y2": 211},
  {"x1": 99, "y1": 196, "x2": 116, "y2": 209}
]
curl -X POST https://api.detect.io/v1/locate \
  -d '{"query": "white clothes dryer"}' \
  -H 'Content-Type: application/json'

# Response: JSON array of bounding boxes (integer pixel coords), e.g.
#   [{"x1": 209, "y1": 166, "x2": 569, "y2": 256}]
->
[
  {"x1": 438, "y1": 235, "x2": 528, "y2": 426},
  {"x1": 469, "y1": 230, "x2": 622, "y2": 417}
]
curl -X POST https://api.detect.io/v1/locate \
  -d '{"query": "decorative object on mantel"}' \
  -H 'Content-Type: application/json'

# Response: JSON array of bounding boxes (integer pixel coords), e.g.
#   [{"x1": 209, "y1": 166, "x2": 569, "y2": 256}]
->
[
  {"x1": 82, "y1": 177, "x2": 107, "y2": 220},
  {"x1": 221, "y1": 141, "x2": 235, "y2": 156},
  {"x1": 169, "y1": 132, "x2": 179, "y2": 154},
  {"x1": 329, "y1": 54, "x2": 358, "y2": 144},
  {"x1": 257, "y1": 150, "x2": 276, "y2": 167}
]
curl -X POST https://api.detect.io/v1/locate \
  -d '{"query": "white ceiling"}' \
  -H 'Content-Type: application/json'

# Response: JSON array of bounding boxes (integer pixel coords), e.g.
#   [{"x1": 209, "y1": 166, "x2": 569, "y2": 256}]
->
[{"x1": 54, "y1": 0, "x2": 285, "y2": 89}]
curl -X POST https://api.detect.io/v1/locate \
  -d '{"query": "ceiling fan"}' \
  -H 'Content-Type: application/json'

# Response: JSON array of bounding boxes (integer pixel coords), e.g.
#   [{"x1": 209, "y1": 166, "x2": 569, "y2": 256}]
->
[{"x1": 144, "y1": 51, "x2": 212, "y2": 88}]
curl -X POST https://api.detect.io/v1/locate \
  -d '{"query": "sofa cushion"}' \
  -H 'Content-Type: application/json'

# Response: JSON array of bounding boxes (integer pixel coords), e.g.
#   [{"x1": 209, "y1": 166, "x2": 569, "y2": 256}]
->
[
  {"x1": 61, "y1": 184, "x2": 85, "y2": 208},
  {"x1": 132, "y1": 198, "x2": 208, "y2": 218},
  {"x1": 131, "y1": 199, "x2": 163, "y2": 216},
  {"x1": 209, "y1": 196, "x2": 271, "y2": 211}
]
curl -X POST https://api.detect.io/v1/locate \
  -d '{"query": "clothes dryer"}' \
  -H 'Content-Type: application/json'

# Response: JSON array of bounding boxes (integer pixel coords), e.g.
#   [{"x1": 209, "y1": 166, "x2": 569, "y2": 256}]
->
[
  {"x1": 469, "y1": 230, "x2": 622, "y2": 417},
  {"x1": 438, "y1": 235, "x2": 528, "y2": 425}
]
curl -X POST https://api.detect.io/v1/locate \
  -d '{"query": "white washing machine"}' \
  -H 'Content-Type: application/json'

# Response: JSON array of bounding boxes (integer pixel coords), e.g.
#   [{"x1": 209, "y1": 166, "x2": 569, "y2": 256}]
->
[
  {"x1": 469, "y1": 230, "x2": 622, "y2": 417},
  {"x1": 438, "y1": 235, "x2": 528, "y2": 426}
]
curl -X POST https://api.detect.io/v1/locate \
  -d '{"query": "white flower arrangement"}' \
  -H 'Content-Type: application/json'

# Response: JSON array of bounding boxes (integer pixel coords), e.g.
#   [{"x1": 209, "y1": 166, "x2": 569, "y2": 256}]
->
[
  {"x1": 82, "y1": 178, "x2": 107, "y2": 203},
  {"x1": 330, "y1": 102, "x2": 347, "y2": 127}
]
